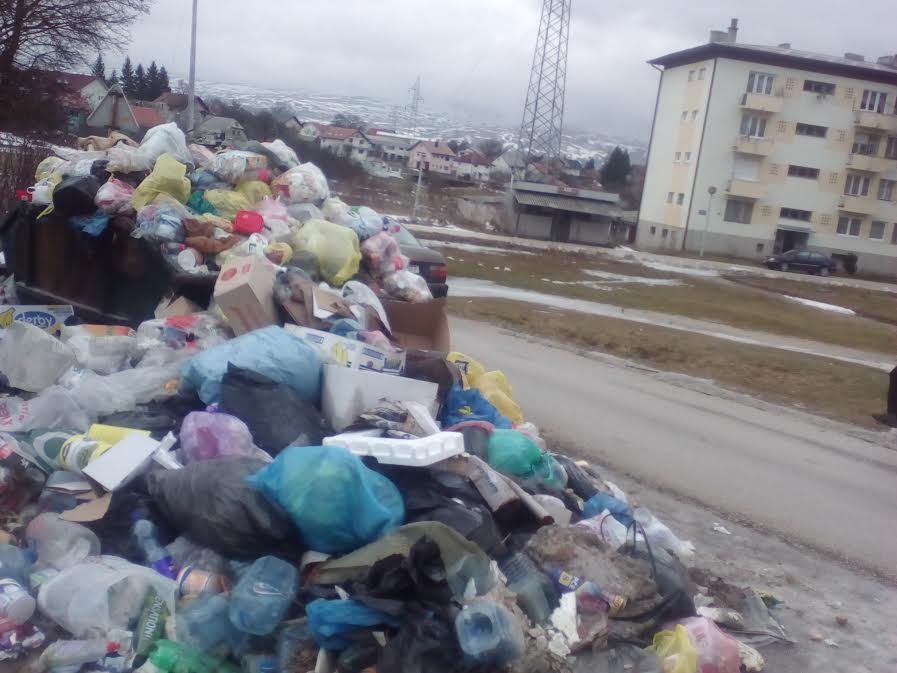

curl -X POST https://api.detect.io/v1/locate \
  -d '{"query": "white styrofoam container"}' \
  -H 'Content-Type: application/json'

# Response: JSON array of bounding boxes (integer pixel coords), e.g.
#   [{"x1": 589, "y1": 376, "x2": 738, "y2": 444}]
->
[{"x1": 324, "y1": 430, "x2": 464, "y2": 467}]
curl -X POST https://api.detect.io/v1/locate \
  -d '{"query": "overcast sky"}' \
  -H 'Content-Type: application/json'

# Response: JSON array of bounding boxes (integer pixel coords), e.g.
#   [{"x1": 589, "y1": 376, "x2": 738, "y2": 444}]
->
[{"x1": 118, "y1": 0, "x2": 896, "y2": 142}]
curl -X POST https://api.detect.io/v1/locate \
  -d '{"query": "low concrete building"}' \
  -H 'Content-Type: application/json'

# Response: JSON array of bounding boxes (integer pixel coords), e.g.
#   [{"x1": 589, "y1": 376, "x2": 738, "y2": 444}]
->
[
  {"x1": 454, "y1": 150, "x2": 492, "y2": 182},
  {"x1": 510, "y1": 181, "x2": 628, "y2": 245},
  {"x1": 317, "y1": 125, "x2": 372, "y2": 162},
  {"x1": 195, "y1": 116, "x2": 247, "y2": 149},
  {"x1": 408, "y1": 140, "x2": 456, "y2": 175},
  {"x1": 366, "y1": 131, "x2": 417, "y2": 162}
]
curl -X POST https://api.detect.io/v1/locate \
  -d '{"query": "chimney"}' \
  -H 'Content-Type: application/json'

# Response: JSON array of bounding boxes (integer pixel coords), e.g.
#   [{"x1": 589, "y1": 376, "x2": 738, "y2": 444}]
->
[
  {"x1": 844, "y1": 52, "x2": 865, "y2": 61},
  {"x1": 434, "y1": 140, "x2": 440, "y2": 147},
  {"x1": 709, "y1": 30, "x2": 728, "y2": 44},
  {"x1": 877, "y1": 54, "x2": 897, "y2": 68},
  {"x1": 778, "y1": 42, "x2": 791, "y2": 49},
  {"x1": 727, "y1": 18, "x2": 739, "y2": 43}
]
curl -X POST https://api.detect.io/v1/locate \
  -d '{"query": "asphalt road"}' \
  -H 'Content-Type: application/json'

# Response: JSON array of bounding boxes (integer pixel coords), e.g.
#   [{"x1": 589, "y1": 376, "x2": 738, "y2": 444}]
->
[{"x1": 451, "y1": 317, "x2": 897, "y2": 579}]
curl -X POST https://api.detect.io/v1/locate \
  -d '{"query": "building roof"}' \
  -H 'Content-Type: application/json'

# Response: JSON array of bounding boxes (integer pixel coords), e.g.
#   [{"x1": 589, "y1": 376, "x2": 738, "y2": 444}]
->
[
  {"x1": 457, "y1": 150, "x2": 491, "y2": 166},
  {"x1": 58, "y1": 91, "x2": 90, "y2": 112},
  {"x1": 514, "y1": 191, "x2": 623, "y2": 217},
  {"x1": 132, "y1": 106, "x2": 164, "y2": 129},
  {"x1": 410, "y1": 140, "x2": 456, "y2": 157},
  {"x1": 154, "y1": 92, "x2": 208, "y2": 111},
  {"x1": 198, "y1": 115, "x2": 243, "y2": 132},
  {"x1": 317, "y1": 125, "x2": 361, "y2": 141},
  {"x1": 649, "y1": 41, "x2": 897, "y2": 85},
  {"x1": 494, "y1": 148, "x2": 523, "y2": 167},
  {"x1": 366, "y1": 131, "x2": 418, "y2": 150},
  {"x1": 45, "y1": 71, "x2": 102, "y2": 92}
]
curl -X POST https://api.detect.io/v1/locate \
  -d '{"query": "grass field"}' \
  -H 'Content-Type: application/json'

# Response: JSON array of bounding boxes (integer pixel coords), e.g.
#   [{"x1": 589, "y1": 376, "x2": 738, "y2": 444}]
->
[{"x1": 448, "y1": 297, "x2": 890, "y2": 429}]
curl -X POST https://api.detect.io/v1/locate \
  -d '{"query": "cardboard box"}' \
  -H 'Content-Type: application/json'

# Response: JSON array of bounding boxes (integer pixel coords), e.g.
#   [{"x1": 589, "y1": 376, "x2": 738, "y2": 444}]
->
[
  {"x1": 284, "y1": 325, "x2": 405, "y2": 374},
  {"x1": 281, "y1": 278, "x2": 354, "y2": 330},
  {"x1": 382, "y1": 298, "x2": 450, "y2": 352},
  {"x1": 213, "y1": 257, "x2": 279, "y2": 335},
  {"x1": 321, "y1": 364, "x2": 439, "y2": 431},
  {"x1": 82, "y1": 434, "x2": 163, "y2": 492},
  {"x1": 0, "y1": 305, "x2": 74, "y2": 335}
]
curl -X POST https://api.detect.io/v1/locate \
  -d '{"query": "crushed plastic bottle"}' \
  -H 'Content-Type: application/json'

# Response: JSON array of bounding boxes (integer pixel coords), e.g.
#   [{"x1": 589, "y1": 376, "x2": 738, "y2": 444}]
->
[
  {"x1": 498, "y1": 551, "x2": 558, "y2": 624},
  {"x1": 25, "y1": 513, "x2": 100, "y2": 570},
  {"x1": 229, "y1": 556, "x2": 298, "y2": 635},
  {"x1": 455, "y1": 602, "x2": 524, "y2": 666},
  {"x1": 0, "y1": 543, "x2": 32, "y2": 586},
  {"x1": 176, "y1": 592, "x2": 243, "y2": 654},
  {"x1": 132, "y1": 518, "x2": 178, "y2": 579},
  {"x1": 38, "y1": 636, "x2": 122, "y2": 670}
]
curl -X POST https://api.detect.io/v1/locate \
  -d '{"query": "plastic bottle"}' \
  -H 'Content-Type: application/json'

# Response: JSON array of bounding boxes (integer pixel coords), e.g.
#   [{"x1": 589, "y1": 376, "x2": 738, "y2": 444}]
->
[
  {"x1": 177, "y1": 593, "x2": 243, "y2": 654},
  {"x1": 229, "y1": 556, "x2": 298, "y2": 636},
  {"x1": 498, "y1": 552, "x2": 557, "y2": 624},
  {"x1": 132, "y1": 518, "x2": 177, "y2": 579},
  {"x1": 137, "y1": 639, "x2": 240, "y2": 673},
  {"x1": 38, "y1": 638, "x2": 120, "y2": 670},
  {"x1": 25, "y1": 513, "x2": 100, "y2": 570},
  {"x1": 454, "y1": 602, "x2": 525, "y2": 666},
  {"x1": 0, "y1": 578, "x2": 36, "y2": 631},
  {"x1": 0, "y1": 544, "x2": 32, "y2": 586}
]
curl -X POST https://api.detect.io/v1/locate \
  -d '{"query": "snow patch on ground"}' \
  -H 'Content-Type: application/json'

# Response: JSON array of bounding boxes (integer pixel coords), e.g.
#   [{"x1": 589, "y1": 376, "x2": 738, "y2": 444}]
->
[
  {"x1": 419, "y1": 239, "x2": 536, "y2": 256},
  {"x1": 639, "y1": 261, "x2": 720, "y2": 277},
  {"x1": 583, "y1": 269, "x2": 684, "y2": 286},
  {"x1": 785, "y1": 296, "x2": 856, "y2": 315}
]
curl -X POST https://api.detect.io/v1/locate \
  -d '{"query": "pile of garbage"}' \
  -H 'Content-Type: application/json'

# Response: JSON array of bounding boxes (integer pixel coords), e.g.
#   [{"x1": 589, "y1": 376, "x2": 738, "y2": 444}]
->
[{"x1": 0, "y1": 124, "x2": 791, "y2": 673}]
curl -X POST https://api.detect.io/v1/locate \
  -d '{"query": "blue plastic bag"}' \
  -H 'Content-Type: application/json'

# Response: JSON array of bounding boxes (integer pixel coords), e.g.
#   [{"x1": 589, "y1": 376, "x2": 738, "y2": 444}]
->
[
  {"x1": 441, "y1": 385, "x2": 512, "y2": 429},
  {"x1": 582, "y1": 492, "x2": 634, "y2": 527},
  {"x1": 306, "y1": 599, "x2": 400, "y2": 650},
  {"x1": 248, "y1": 445, "x2": 405, "y2": 554},
  {"x1": 181, "y1": 326, "x2": 321, "y2": 404}
]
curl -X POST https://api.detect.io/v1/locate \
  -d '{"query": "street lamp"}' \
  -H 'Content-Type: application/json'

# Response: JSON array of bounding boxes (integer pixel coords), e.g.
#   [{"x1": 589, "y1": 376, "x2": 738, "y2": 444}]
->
[{"x1": 700, "y1": 185, "x2": 717, "y2": 258}]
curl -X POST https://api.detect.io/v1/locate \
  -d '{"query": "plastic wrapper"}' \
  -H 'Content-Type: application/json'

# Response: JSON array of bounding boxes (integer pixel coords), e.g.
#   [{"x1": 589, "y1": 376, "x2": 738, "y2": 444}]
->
[
  {"x1": 272, "y1": 163, "x2": 329, "y2": 204},
  {"x1": 261, "y1": 139, "x2": 299, "y2": 169},
  {"x1": 132, "y1": 153, "x2": 191, "y2": 210},
  {"x1": 138, "y1": 122, "x2": 193, "y2": 167},
  {"x1": 293, "y1": 219, "x2": 361, "y2": 286},
  {"x1": 203, "y1": 189, "x2": 252, "y2": 221},
  {"x1": 181, "y1": 325, "x2": 321, "y2": 404},
  {"x1": 382, "y1": 269, "x2": 432, "y2": 303},
  {"x1": 0, "y1": 322, "x2": 76, "y2": 393},
  {"x1": 135, "y1": 198, "x2": 186, "y2": 242},
  {"x1": 94, "y1": 177, "x2": 136, "y2": 215},
  {"x1": 248, "y1": 445, "x2": 405, "y2": 554},
  {"x1": 0, "y1": 387, "x2": 91, "y2": 433},
  {"x1": 179, "y1": 411, "x2": 256, "y2": 463},
  {"x1": 37, "y1": 556, "x2": 177, "y2": 638},
  {"x1": 188, "y1": 143, "x2": 216, "y2": 169},
  {"x1": 210, "y1": 151, "x2": 267, "y2": 184},
  {"x1": 59, "y1": 323, "x2": 136, "y2": 377},
  {"x1": 146, "y1": 459, "x2": 299, "y2": 559},
  {"x1": 237, "y1": 180, "x2": 272, "y2": 206},
  {"x1": 361, "y1": 232, "x2": 407, "y2": 278}
]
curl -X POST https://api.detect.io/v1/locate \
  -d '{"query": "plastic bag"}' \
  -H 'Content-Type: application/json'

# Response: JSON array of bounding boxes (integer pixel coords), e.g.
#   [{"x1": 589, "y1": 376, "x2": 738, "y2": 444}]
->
[
  {"x1": 382, "y1": 270, "x2": 432, "y2": 303},
  {"x1": 57, "y1": 369, "x2": 137, "y2": 417},
  {"x1": 188, "y1": 143, "x2": 216, "y2": 169},
  {"x1": 146, "y1": 458, "x2": 299, "y2": 559},
  {"x1": 94, "y1": 178, "x2": 135, "y2": 215},
  {"x1": 0, "y1": 387, "x2": 91, "y2": 433},
  {"x1": 487, "y1": 429, "x2": 548, "y2": 479},
  {"x1": 287, "y1": 202, "x2": 322, "y2": 223},
  {"x1": 35, "y1": 156, "x2": 65, "y2": 181},
  {"x1": 440, "y1": 385, "x2": 511, "y2": 429},
  {"x1": 0, "y1": 322, "x2": 76, "y2": 393},
  {"x1": 135, "y1": 198, "x2": 185, "y2": 242},
  {"x1": 132, "y1": 154, "x2": 191, "y2": 210},
  {"x1": 203, "y1": 189, "x2": 252, "y2": 220},
  {"x1": 347, "y1": 206, "x2": 385, "y2": 240},
  {"x1": 582, "y1": 491, "x2": 634, "y2": 526},
  {"x1": 210, "y1": 151, "x2": 267, "y2": 183},
  {"x1": 361, "y1": 232, "x2": 406, "y2": 277},
  {"x1": 139, "y1": 122, "x2": 193, "y2": 167},
  {"x1": 179, "y1": 411, "x2": 255, "y2": 463},
  {"x1": 236, "y1": 180, "x2": 272, "y2": 206},
  {"x1": 634, "y1": 508, "x2": 696, "y2": 560},
  {"x1": 292, "y1": 219, "x2": 361, "y2": 286},
  {"x1": 272, "y1": 163, "x2": 329, "y2": 204},
  {"x1": 181, "y1": 326, "x2": 321, "y2": 404},
  {"x1": 106, "y1": 144, "x2": 152, "y2": 174},
  {"x1": 248, "y1": 445, "x2": 405, "y2": 554},
  {"x1": 261, "y1": 140, "x2": 299, "y2": 169},
  {"x1": 306, "y1": 599, "x2": 400, "y2": 651},
  {"x1": 52, "y1": 175, "x2": 101, "y2": 217},
  {"x1": 37, "y1": 555, "x2": 177, "y2": 638},
  {"x1": 255, "y1": 196, "x2": 289, "y2": 222},
  {"x1": 62, "y1": 326, "x2": 136, "y2": 375},
  {"x1": 576, "y1": 510, "x2": 630, "y2": 550},
  {"x1": 220, "y1": 366, "x2": 327, "y2": 455},
  {"x1": 265, "y1": 241, "x2": 293, "y2": 265}
]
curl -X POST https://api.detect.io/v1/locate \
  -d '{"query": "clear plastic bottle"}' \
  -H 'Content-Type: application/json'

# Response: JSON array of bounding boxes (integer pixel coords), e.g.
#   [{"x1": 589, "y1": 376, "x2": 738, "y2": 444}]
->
[
  {"x1": 229, "y1": 556, "x2": 298, "y2": 636},
  {"x1": 132, "y1": 519, "x2": 177, "y2": 579},
  {"x1": 0, "y1": 543, "x2": 32, "y2": 586},
  {"x1": 25, "y1": 513, "x2": 100, "y2": 570},
  {"x1": 176, "y1": 592, "x2": 242, "y2": 654},
  {"x1": 38, "y1": 637, "x2": 120, "y2": 670},
  {"x1": 498, "y1": 551, "x2": 557, "y2": 624},
  {"x1": 454, "y1": 602, "x2": 525, "y2": 666}
]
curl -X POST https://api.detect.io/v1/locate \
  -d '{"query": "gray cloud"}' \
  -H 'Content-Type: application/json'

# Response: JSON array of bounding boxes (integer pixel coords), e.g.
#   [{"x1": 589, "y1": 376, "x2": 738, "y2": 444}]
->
[{"x1": 117, "y1": 0, "x2": 897, "y2": 141}]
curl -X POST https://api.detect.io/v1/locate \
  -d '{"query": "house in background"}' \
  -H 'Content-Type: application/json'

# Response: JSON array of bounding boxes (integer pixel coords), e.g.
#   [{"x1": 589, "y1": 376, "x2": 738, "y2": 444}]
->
[
  {"x1": 366, "y1": 131, "x2": 417, "y2": 162},
  {"x1": 152, "y1": 92, "x2": 209, "y2": 131},
  {"x1": 86, "y1": 85, "x2": 163, "y2": 137},
  {"x1": 561, "y1": 159, "x2": 583, "y2": 178},
  {"x1": 295, "y1": 121, "x2": 323, "y2": 142},
  {"x1": 195, "y1": 116, "x2": 247, "y2": 149},
  {"x1": 47, "y1": 72, "x2": 108, "y2": 111},
  {"x1": 408, "y1": 140, "x2": 456, "y2": 175},
  {"x1": 491, "y1": 148, "x2": 523, "y2": 178},
  {"x1": 453, "y1": 149, "x2": 492, "y2": 182},
  {"x1": 317, "y1": 125, "x2": 372, "y2": 162}
]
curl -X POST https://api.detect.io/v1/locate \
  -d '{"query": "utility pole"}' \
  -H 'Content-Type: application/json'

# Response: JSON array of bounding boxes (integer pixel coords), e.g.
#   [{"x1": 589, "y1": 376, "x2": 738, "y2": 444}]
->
[
  {"x1": 186, "y1": 0, "x2": 198, "y2": 138},
  {"x1": 411, "y1": 167, "x2": 423, "y2": 221},
  {"x1": 408, "y1": 75, "x2": 423, "y2": 136},
  {"x1": 700, "y1": 185, "x2": 717, "y2": 257}
]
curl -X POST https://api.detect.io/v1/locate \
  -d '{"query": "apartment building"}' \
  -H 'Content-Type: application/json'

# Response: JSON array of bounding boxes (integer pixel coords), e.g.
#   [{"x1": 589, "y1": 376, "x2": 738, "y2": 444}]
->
[{"x1": 639, "y1": 19, "x2": 897, "y2": 275}]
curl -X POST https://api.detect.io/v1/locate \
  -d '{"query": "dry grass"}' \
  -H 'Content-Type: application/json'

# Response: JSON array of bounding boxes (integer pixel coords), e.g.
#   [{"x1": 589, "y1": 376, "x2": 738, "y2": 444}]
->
[
  {"x1": 435, "y1": 243, "x2": 897, "y2": 355},
  {"x1": 449, "y1": 297, "x2": 890, "y2": 429}
]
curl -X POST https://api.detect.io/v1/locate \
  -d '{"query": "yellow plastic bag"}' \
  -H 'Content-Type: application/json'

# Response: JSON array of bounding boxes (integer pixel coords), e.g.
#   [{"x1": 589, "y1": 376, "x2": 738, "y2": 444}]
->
[
  {"x1": 649, "y1": 625, "x2": 698, "y2": 673},
  {"x1": 132, "y1": 153, "x2": 191, "y2": 210},
  {"x1": 447, "y1": 352, "x2": 486, "y2": 388},
  {"x1": 34, "y1": 156, "x2": 64, "y2": 181},
  {"x1": 293, "y1": 218, "x2": 360, "y2": 286},
  {"x1": 204, "y1": 189, "x2": 252, "y2": 221},
  {"x1": 446, "y1": 354, "x2": 524, "y2": 423},
  {"x1": 236, "y1": 180, "x2": 272, "y2": 206}
]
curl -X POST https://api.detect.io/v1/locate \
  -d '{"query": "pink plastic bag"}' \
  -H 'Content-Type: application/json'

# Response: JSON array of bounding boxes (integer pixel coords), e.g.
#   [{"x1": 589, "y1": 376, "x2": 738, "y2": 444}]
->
[
  {"x1": 188, "y1": 143, "x2": 216, "y2": 169},
  {"x1": 361, "y1": 232, "x2": 407, "y2": 278},
  {"x1": 179, "y1": 411, "x2": 255, "y2": 463},
  {"x1": 671, "y1": 617, "x2": 741, "y2": 673},
  {"x1": 255, "y1": 196, "x2": 289, "y2": 222},
  {"x1": 94, "y1": 178, "x2": 135, "y2": 215}
]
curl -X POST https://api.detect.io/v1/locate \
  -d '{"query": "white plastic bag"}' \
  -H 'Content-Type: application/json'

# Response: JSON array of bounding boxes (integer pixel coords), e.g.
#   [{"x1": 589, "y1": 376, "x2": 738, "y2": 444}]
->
[
  {"x1": 0, "y1": 387, "x2": 91, "y2": 433},
  {"x1": 138, "y1": 122, "x2": 193, "y2": 167},
  {"x1": 634, "y1": 508, "x2": 696, "y2": 559},
  {"x1": 576, "y1": 510, "x2": 629, "y2": 549},
  {"x1": 106, "y1": 145, "x2": 152, "y2": 173},
  {"x1": 382, "y1": 270, "x2": 433, "y2": 303},
  {"x1": 0, "y1": 322, "x2": 76, "y2": 392},
  {"x1": 287, "y1": 202, "x2": 322, "y2": 223},
  {"x1": 342, "y1": 280, "x2": 391, "y2": 331},
  {"x1": 58, "y1": 369, "x2": 137, "y2": 418},
  {"x1": 210, "y1": 150, "x2": 267, "y2": 183},
  {"x1": 38, "y1": 556, "x2": 177, "y2": 638},
  {"x1": 272, "y1": 163, "x2": 329, "y2": 204},
  {"x1": 261, "y1": 139, "x2": 299, "y2": 168},
  {"x1": 94, "y1": 178, "x2": 136, "y2": 216},
  {"x1": 62, "y1": 326, "x2": 137, "y2": 375}
]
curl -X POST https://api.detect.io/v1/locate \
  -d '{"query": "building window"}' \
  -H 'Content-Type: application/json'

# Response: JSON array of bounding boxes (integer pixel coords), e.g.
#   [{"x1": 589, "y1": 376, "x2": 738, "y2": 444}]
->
[
  {"x1": 837, "y1": 216, "x2": 862, "y2": 236},
  {"x1": 684, "y1": 151, "x2": 692, "y2": 161},
  {"x1": 756, "y1": 243, "x2": 765, "y2": 253},
  {"x1": 869, "y1": 221, "x2": 886, "y2": 240},
  {"x1": 885, "y1": 137, "x2": 897, "y2": 159},
  {"x1": 674, "y1": 152, "x2": 681, "y2": 161},
  {"x1": 724, "y1": 199, "x2": 753, "y2": 224},
  {"x1": 698, "y1": 67, "x2": 706, "y2": 80},
  {"x1": 650, "y1": 226, "x2": 657, "y2": 235},
  {"x1": 676, "y1": 193, "x2": 685, "y2": 205},
  {"x1": 740, "y1": 114, "x2": 767, "y2": 138},
  {"x1": 690, "y1": 110, "x2": 698, "y2": 121},
  {"x1": 844, "y1": 173, "x2": 871, "y2": 196},
  {"x1": 780, "y1": 207, "x2": 812, "y2": 221},
  {"x1": 879, "y1": 179, "x2": 896, "y2": 201},
  {"x1": 666, "y1": 192, "x2": 674, "y2": 203},
  {"x1": 860, "y1": 89, "x2": 888, "y2": 113},
  {"x1": 681, "y1": 111, "x2": 688, "y2": 122},
  {"x1": 803, "y1": 80, "x2": 835, "y2": 95},
  {"x1": 688, "y1": 70, "x2": 695, "y2": 81},
  {"x1": 746, "y1": 71, "x2": 774, "y2": 94},
  {"x1": 661, "y1": 229, "x2": 669, "y2": 239},
  {"x1": 852, "y1": 132, "x2": 881, "y2": 155},
  {"x1": 892, "y1": 225, "x2": 897, "y2": 244},
  {"x1": 787, "y1": 165, "x2": 820, "y2": 179},
  {"x1": 795, "y1": 123, "x2": 827, "y2": 138}
]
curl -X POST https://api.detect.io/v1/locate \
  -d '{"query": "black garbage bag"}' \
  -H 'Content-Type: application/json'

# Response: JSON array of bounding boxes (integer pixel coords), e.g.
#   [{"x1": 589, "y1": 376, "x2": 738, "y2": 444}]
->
[
  {"x1": 378, "y1": 611, "x2": 472, "y2": 673},
  {"x1": 219, "y1": 365, "x2": 328, "y2": 455},
  {"x1": 83, "y1": 489, "x2": 176, "y2": 562},
  {"x1": 553, "y1": 454, "x2": 600, "y2": 501},
  {"x1": 145, "y1": 458, "x2": 301, "y2": 560},
  {"x1": 100, "y1": 395, "x2": 205, "y2": 440},
  {"x1": 53, "y1": 175, "x2": 101, "y2": 217}
]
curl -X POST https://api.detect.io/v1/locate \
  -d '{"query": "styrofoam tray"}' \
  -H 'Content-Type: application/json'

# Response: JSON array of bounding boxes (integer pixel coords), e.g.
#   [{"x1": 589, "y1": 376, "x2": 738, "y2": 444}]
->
[{"x1": 324, "y1": 430, "x2": 464, "y2": 466}]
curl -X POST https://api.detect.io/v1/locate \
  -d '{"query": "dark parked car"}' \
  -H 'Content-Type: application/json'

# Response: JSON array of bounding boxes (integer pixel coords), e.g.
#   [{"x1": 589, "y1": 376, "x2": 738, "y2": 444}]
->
[
  {"x1": 764, "y1": 249, "x2": 836, "y2": 276},
  {"x1": 392, "y1": 225, "x2": 449, "y2": 298}
]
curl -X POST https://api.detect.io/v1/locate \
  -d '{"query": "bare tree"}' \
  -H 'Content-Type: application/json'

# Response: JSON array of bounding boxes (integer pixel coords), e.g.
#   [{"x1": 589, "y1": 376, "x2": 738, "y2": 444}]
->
[{"x1": 0, "y1": 0, "x2": 152, "y2": 77}]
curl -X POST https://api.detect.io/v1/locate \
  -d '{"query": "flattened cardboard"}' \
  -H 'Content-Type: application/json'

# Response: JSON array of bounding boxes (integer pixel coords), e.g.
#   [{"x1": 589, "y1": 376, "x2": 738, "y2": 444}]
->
[
  {"x1": 82, "y1": 434, "x2": 162, "y2": 493},
  {"x1": 284, "y1": 325, "x2": 405, "y2": 374}
]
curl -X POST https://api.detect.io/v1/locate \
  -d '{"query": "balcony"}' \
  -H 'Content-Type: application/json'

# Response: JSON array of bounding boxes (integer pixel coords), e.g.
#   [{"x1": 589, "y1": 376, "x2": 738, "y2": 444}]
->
[
  {"x1": 740, "y1": 92, "x2": 783, "y2": 113},
  {"x1": 847, "y1": 153, "x2": 890, "y2": 172},
  {"x1": 727, "y1": 179, "x2": 766, "y2": 199},
  {"x1": 854, "y1": 110, "x2": 897, "y2": 133},
  {"x1": 838, "y1": 195, "x2": 877, "y2": 215},
  {"x1": 733, "y1": 135, "x2": 774, "y2": 156}
]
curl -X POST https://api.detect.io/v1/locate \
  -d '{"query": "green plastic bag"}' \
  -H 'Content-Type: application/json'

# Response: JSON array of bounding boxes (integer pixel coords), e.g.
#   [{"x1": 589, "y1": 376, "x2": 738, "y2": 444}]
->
[
  {"x1": 487, "y1": 429, "x2": 547, "y2": 478},
  {"x1": 204, "y1": 189, "x2": 252, "y2": 220},
  {"x1": 132, "y1": 153, "x2": 191, "y2": 210},
  {"x1": 293, "y1": 218, "x2": 361, "y2": 287},
  {"x1": 187, "y1": 191, "x2": 218, "y2": 216}
]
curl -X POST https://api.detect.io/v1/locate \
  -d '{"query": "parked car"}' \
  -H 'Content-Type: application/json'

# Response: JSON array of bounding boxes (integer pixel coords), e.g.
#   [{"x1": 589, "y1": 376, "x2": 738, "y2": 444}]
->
[
  {"x1": 392, "y1": 225, "x2": 449, "y2": 298},
  {"x1": 764, "y1": 249, "x2": 836, "y2": 276}
]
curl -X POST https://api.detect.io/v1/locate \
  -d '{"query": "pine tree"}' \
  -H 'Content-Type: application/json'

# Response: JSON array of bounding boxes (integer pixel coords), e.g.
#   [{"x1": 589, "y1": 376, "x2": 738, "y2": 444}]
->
[
  {"x1": 91, "y1": 54, "x2": 105, "y2": 82},
  {"x1": 158, "y1": 66, "x2": 170, "y2": 94},
  {"x1": 134, "y1": 63, "x2": 147, "y2": 100},
  {"x1": 121, "y1": 57, "x2": 134, "y2": 96},
  {"x1": 108, "y1": 69, "x2": 119, "y2": 87},
  {"x1": 146, "y1": 61, "x2": 159, "y2": 99},
  {"x1": 599, "y1": 147, "x2": 631, "y2": 188}
]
